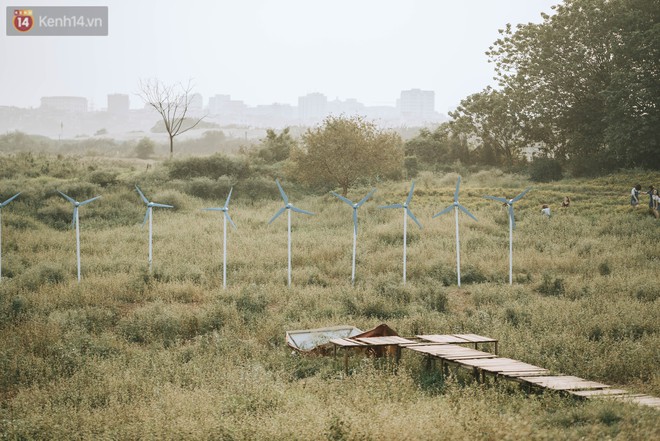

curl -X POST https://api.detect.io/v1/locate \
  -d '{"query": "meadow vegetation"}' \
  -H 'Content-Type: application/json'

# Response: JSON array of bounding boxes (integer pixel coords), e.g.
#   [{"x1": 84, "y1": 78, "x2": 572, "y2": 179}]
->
[{"x1": 0, "y1": 152, "x2": 659, "y2": 439}]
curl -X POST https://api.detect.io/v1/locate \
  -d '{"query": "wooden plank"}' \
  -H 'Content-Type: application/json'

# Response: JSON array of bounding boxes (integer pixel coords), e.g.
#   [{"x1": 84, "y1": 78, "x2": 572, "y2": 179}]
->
[
  {"x1": 570, "y1": 389, "x2": 630, "y2": 398},
  {"x1": 355, "y1": 336, "x2": 415, "y2": 346},
  {"x1": 416, "y1": 334, "x2": 470, "y2": 344},
  {"x1": 329, "y1": 338, "x2": 365, "y2": 347},
  {"x1": 518, "y1": 376, "x2": 611, "y2": 391}
]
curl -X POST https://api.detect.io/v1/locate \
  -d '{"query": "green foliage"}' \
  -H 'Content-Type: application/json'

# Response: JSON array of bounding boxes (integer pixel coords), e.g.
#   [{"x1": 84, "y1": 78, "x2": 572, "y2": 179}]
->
[
  {"x1": 134, "y1": 137, "x2": 155, "y2": 159},
  {"x1": 256, "y1": 128, "x2": 296, "y2": 163},
  {"x1": 291, "y1": 115, "x2": 404, "y2": 195},
  {"x1": 167, "y1": 153, "x2": 250, "y2": 180},
  {"x1": 529, "y1": 157, "x2": 563, "y2": 182},
  {"x1": 486, "y1": 0, "x2": 660, "y2": 173}
]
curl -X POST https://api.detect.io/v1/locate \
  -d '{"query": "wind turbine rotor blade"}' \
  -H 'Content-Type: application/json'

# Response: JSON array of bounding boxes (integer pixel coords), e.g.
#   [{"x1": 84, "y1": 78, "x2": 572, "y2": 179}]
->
[
  {"x1": 290, "y1": 205, "x2": 315, "y2": 216},
  {"x1": 483, "y1": 195, "x2": 509, "y2": 204},
  {"x1": 224, "y1": 187, "x2": 233, "y2": 209},
  {"x1": 331, "y1": 191, "x2": 354, "y2": 207},
  {"x1": 407, "y1": 208, "x2": 423, "y2": 229},
  {"x1": 201, "y1": 207, "x2": 224, "y2": 211},
  {"x1": 225, "y1": 212, "x2": 237, "y2": 229},
  {"x1": 454, "y1": 176, "x2": 461, "y2": 202},
  {"x1": 135, "y1": 186, "x2": 149, "y2": 204},
  {"x1": 356, "y1": 188, "x2": 376, "y2": 207},
  {"x1": 142, "y1": 208, "x2": 149, "y2": 227},
  {"x1": 268, "y1": 206, "x2": 286, "y2": 224},
  {"x1": 151, "y1": 203, "x2": 174, "y2": 208},
  {"x1": 405, "y1": 181, "x2": 416, "y2": 205},
  {"x1": 512, "y1": 187, "x2": 531, "y2": 203},
  {"x1": 79, "y1": 195, "x2": 101, "y2": 206},
  {"x1": 275, "y1": 179, "x2": 288, "y2": 204},
  {"x1": 1, "y1": 192, "x2": 21, "y2": 207},
  {"x1": 458, "y1": 204, "x2": 478, "y2": 222},
  {"x1": 58, "y1": 190, "x2": 77, "y2": 205},
  {"x1": 508, "y1": 205, "x2": 516, "y2": 230},
  {"x1": 379, "y1": 203, "x2": 403, "y2": 210},
  {"x1": 432, "y1": 205, "x2": 454, "y2": 218}
]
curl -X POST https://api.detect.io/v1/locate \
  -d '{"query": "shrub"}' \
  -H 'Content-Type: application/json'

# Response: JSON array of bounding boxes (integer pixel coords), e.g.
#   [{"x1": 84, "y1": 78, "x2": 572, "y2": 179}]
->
[
  {"x1": 529, "y1": 157, "x2": 563, "y2": 182},
  {"x1": 167, "y1": 154, "x2": 250, "y2": 180},
  {"x1": 537, "y1": 274, "x2": 565, "y2": 296},
  {"x1": 135, "y1": 137, "x2": 155, "y2": 159}
]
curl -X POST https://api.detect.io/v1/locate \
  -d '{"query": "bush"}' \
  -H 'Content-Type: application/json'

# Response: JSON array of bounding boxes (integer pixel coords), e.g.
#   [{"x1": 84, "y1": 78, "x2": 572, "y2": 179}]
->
[
  {"x1": 537, "y1": 274, "x2": 565, "y2": 296},
  {"x1": 529, "y1": 157, "x2": 563, "y2": 182},
  {"x1": 135, "y1": 137, "x2": 155, "y2": 159},
  {"x1": 167, "y1": 154, "x2": 250, "y2": 180}
]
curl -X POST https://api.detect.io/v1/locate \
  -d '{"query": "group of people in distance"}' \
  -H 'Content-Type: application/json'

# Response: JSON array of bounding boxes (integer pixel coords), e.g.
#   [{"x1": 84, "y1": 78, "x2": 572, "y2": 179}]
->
[
  {"x1": 631, "y1": 184, "x2": 659, "y2": 218},
  {"x1": 540, "y1": 196, "x2": 570, "y2": 217}
]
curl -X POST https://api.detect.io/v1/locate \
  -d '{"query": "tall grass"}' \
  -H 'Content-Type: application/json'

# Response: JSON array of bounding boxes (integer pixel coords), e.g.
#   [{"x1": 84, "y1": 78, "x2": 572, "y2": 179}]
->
[{"x1": 0, "y1": 154, "x2": 658, "y2": 439}]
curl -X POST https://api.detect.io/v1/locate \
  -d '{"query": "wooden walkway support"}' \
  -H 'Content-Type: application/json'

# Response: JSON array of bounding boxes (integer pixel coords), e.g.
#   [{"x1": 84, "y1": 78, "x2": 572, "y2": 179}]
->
[{"x1": 329, "y1": 333, "x2": 660, "y2": 410}]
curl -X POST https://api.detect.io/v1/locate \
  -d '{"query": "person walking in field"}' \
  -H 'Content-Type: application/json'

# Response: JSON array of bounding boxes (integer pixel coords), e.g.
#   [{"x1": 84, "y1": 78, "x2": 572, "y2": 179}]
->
[
  {"x1": 645, "y1": 185, "x2": 655, "y2": 209},
  {"x1": 652, "y1": 188, "x2": 659, "y2": 219},
  {"x1": 631, "y1": 184, "x2": 641, "y2": 207},
  {"x1": 541, "y1": 204, "x2": 551, "y2": 217},
  {"x1": 561, "y1": 196, "x2": 570, "y2": 208}
]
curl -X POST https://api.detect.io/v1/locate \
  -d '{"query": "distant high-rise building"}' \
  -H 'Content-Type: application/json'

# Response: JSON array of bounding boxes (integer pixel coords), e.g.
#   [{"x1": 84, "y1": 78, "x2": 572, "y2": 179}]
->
[
  {"x1": 189, "y1": 93, "x2": 203, "y2": 113},
  {"x1": 298, "y1": 92, "x2": 328, "y2": 121},
  {"x1": 40, "y1": 96, "x2": 88, "y2": 113},
  {"x1": 107, "y1": 93, "x2": 129, "y2": 114},
  {"x1": 398, "y1": 89, "x2": 435, "y2": 121}
]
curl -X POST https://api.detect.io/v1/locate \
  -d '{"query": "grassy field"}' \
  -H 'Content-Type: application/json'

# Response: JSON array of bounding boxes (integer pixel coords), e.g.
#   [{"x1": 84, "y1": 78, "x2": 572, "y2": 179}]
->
[{"x1": 0, "y1": 153, "x2": 659, "y2": 440}]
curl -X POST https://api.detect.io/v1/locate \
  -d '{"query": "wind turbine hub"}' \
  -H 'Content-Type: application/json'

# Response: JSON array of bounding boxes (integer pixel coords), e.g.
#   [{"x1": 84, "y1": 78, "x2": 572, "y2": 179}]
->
[{"x1": 286, "y1": 203, "x2": 292, "y2": 209}]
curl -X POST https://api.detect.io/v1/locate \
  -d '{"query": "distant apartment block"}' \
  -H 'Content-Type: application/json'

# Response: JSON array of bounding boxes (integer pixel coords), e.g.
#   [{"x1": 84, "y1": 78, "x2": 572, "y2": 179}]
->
[
  {"x1": 298, "y1": 92, "x2": 328, "y2": 121},
  {"x1": 107, "y1": 93, "x2": 129, "y2": 114},
  {"x1": 398, "y1": 89, "x2": 435, "y2": 122},
  {"x1": 189, "y1": 93, "x2": 204, "y2": 114},
  {"x1": 40, "y1": 96, "x2": 88, "y2": 113},
  {"x1": 208, "y1": 94, "x2": 247, "y2": 117}
]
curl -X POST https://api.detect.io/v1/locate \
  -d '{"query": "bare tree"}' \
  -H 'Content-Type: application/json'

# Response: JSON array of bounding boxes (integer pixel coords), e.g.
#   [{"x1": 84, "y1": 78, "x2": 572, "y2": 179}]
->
[{"x1": 138, "y1": 79, "x2": 206, "y2": 158}]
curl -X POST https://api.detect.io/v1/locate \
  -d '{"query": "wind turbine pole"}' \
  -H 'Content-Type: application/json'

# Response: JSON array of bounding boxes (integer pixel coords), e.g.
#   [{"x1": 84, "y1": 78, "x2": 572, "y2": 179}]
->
[
  {"x1": 403, "y1": 208, "x2": 407, "y2": 286},
  {"x1": 148, "y1": 207, "x2": 153, "y2": 272},
  {"x1": 509, "y1": 212, "x2": 513, "y2": 285},
  {"x1": 455, "y1": 206, "x2": 461, "y2": 287},
  {"x1": 0, "y1": 210, "x2": 3, "y2": 281},
  {"x1": 351, "y1": 215, "x2": 357, "y2": 285},
  {"x1": 75, "y1": 208, "x2": 81, "y2": 282},
  {"x1": 223, "y1": 212, "x2": 227, "y2": 289},
  {"x1": 287, "y1": 208, "x2": 292, "y2": 287}
]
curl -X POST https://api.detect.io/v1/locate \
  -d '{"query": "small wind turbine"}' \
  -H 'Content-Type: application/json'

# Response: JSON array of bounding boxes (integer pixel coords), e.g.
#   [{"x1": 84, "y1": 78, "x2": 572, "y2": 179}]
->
[
  {"x1": 136, "y1": 185, "x2": 173, "y2": 272},
  {"x1": 379, "y1": 181, "x2": 422, "y2": 285},
  {"x1": 331, "y1": 188, "x2": 376, "y2": 285},
  {"x1": 268, "y1": 179, "x2": 314, "y2": 287},
  {"x1": 58, "y1": 191, "x2": 101, "y2": 282},
  {"x1": 202, "y1": 187, "x2": 237, "y2": 289},
  {"x1": 0, "y1": 192, "x2": 20, "y2": 281},
  {"x1": 433, "y1": 176, "x2": 478, "y2": 287},
  {"x1": 483, "y1": 188, "x2": 531, "y2": 284}
]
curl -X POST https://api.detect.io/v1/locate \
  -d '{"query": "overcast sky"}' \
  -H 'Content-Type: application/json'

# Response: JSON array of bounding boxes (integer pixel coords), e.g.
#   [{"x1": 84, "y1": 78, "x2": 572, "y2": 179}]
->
[{"x1": 1, "y1": 0, "x2": 559, "y2": 112}]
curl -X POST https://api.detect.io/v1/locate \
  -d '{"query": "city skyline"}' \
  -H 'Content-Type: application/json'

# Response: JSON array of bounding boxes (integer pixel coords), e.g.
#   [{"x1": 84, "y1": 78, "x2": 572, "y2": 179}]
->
[{"x1": 1, "y1": 1, "x2": 558, "y2": 113}]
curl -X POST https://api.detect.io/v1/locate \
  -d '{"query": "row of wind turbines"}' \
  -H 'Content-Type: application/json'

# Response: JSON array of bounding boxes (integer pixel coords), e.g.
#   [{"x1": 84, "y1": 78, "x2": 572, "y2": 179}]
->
[{"x1": 0, "y1": 178, "x2": 531, "y2": 287}]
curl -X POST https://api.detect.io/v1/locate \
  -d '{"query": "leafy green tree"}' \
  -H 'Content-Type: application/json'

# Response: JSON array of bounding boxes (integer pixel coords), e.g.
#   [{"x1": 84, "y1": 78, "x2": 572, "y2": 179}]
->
[
  {"x1": 291, "y1": 116, "x2": 403, "y2": 195},
  {"x1": 257, "y1": 128, "x2": 296, "y2": 163},
  {"x1": 487, "y1": 0, "x2": 660, "y2": 173},
  {"x1": 449, "y1": 87, "x2": 526, "y2": 166}
]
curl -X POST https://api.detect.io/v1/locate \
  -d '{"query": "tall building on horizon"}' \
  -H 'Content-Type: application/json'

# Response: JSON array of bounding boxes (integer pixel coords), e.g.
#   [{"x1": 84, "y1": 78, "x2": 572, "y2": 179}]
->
[
  {"x1": 398, "y1": 89, "x2": 435, "y2": 122},
  {"x1": 298, "y1": 92, "x2": 328, "y2": 122},
  {"x1": 107, "y1": 93, "x2": 129, "y2": 114}
]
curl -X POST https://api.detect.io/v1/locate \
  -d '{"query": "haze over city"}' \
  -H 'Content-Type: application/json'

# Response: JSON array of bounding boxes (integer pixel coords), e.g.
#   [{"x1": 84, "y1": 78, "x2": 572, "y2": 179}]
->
[{"x1": 1, "y1": 0, "x2": 557, "y2": 113}]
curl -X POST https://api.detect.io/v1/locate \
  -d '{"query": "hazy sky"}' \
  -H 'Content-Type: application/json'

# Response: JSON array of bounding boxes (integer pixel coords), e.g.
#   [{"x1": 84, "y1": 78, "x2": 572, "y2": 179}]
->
[{"x1": 1, "y1": 0, "x2": 559, "y2": 112}]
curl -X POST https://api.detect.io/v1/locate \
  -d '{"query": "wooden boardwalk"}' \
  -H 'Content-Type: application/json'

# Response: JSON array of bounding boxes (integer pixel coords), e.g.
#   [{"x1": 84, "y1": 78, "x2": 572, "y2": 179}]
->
[{"x1": 330, "y1": 333, "x2": 660, "y2": 409}]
